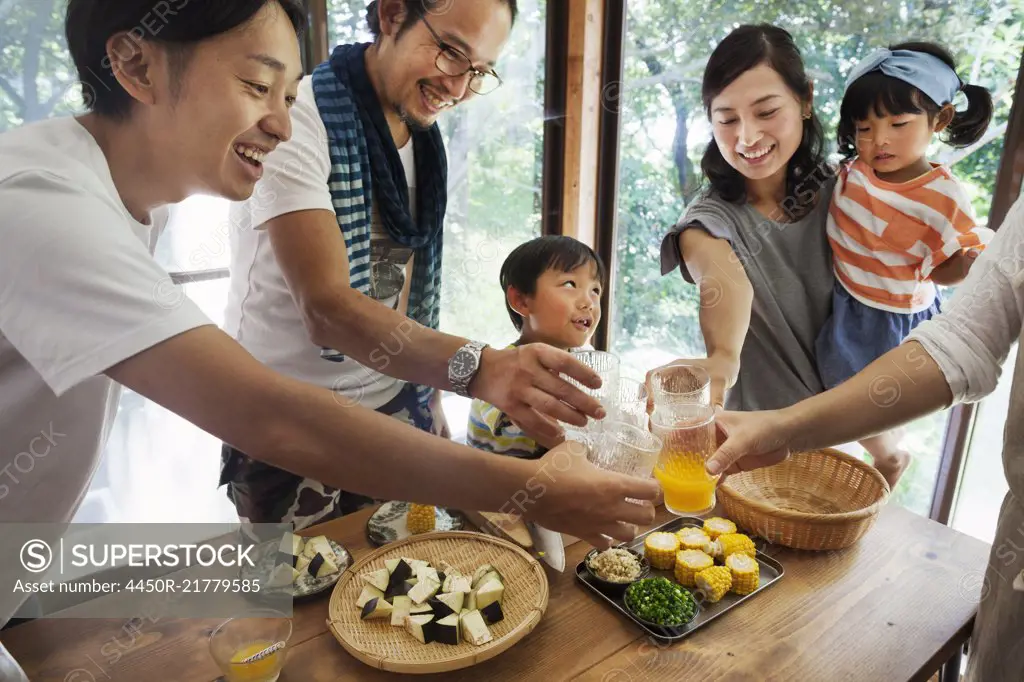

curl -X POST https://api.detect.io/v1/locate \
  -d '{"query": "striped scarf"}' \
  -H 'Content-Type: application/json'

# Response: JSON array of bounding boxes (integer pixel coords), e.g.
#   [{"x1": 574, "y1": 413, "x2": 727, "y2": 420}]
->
[{"x1": 311, "y1": 43, "x2": 446, "y2": 411}]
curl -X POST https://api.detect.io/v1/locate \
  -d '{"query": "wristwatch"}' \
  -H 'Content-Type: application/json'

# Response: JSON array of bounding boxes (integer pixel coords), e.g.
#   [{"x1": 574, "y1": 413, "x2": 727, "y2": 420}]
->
[{"x1": 448, "y1": 340, "x2": 489, "y2": 398}]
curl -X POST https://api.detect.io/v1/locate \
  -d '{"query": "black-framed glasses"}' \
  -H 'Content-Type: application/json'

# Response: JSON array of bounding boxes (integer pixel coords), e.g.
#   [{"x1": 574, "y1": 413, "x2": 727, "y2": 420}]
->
[{"x1": 421, "y1": 17, "x2": 503, "y2": 96}]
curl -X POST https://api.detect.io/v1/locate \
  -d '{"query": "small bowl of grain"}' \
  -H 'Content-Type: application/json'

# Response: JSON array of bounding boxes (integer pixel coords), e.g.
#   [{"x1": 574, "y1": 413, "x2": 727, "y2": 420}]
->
[{"x1": 584, "y1": 546, "x2": 650, "y2": 595}]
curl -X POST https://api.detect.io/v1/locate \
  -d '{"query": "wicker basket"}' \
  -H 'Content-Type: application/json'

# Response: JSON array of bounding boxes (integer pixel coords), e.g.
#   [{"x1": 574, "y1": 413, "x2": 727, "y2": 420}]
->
[
  {"x1": 717, "y1": 447, "x2": 890, "y2": 551},
  {"x1": 327, "y1": 531, "x2": 548, "y2": 674}
]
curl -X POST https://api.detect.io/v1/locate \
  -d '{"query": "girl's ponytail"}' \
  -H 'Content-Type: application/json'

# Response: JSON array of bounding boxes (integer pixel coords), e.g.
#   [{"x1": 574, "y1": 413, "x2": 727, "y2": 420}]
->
[{"x1": 946, "y1": 81, "x2": 995, "y2": 147}]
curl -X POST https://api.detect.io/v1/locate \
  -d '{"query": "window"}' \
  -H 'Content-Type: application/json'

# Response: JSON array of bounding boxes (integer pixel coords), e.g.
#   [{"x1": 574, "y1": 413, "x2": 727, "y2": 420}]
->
[
  {"x1": 610, "y1": 0, "x2": 1024, "y2": 514},
  {"x1": 329, "y1": 0, "x2": 549, "y2": 440}
]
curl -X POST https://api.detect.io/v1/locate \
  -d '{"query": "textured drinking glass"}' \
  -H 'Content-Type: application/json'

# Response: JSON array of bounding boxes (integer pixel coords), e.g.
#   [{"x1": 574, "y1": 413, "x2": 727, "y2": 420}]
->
[
  {"x1": 647, "y1": 365, "x2": 717, "y2": 516},
  {"x1": 649, "y1": 407, "x2": 719, "y2": 517},
  {"x1": 615, "y1": 377, "x2": 649, "y2": 428},
  {"x1": 648, "y1": 364, "x2": 711, "y2": 422},
  {"x1": 209, "y1": 609, "x2": 292, "y2": 682},
  {"x1": 590, "y1": 419, "x2": 663, "y2": 478},
  {"x1": 560, "y1": 350, "x2": 621, "y2": 444}
]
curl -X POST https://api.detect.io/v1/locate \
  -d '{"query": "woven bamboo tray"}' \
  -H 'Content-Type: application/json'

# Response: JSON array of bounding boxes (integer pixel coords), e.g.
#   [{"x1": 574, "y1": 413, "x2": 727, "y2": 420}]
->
[
  {"x1": 327, "y1": 531, "x2": 549, "y2": 674},
  {"x1": 718, "y1": 447, "x2": 890, "y2": 551}
]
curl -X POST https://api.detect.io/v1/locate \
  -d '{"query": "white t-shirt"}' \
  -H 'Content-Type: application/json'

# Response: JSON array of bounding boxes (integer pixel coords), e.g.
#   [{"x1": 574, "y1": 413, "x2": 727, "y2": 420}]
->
[
  {"x1": 225, "y1": 76, "x2": 417, "y2": 409},
  {"x1": 0, "y1": 118, "x2": 212, "y2": 527},
  {"x1": 908, "y1": 194, "x2": 1024, "y2": 403}
]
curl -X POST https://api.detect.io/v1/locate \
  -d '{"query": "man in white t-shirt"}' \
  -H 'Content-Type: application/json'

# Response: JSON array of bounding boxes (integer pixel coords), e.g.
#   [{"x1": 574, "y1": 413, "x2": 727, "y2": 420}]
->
[
  {"x1": 221, "y1": 0, "x2": 532, "y2": 527},
  {"x1": 0, "y1": 0, "x2": 658, "y2": 628}
]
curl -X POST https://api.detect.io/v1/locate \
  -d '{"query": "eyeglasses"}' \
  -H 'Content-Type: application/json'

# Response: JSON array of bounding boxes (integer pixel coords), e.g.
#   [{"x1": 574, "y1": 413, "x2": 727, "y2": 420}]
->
[{"x1": 421, "y1": 17, "x2": 503, "y2": 96}]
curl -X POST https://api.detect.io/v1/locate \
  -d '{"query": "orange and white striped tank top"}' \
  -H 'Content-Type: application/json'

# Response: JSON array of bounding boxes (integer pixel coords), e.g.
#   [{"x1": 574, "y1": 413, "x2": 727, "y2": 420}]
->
[{"x1": 827, "y1": 158, "x2": 992, "y2": 313}]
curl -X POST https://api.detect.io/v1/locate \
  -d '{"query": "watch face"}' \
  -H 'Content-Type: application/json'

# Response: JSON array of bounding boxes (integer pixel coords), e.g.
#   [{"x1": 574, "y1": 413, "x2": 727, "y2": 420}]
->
[{"x1": 451, "y1": 349, "x2": 477, "y2": 379}]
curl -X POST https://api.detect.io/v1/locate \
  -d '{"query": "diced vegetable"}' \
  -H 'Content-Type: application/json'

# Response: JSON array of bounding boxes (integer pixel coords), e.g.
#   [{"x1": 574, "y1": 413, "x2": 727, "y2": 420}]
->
[
  {"x1": 460, "y1": 610, "x2": 493, "y2": 645},
  {"x1": 695, "y1": 565, "x2": 732, "y2": 603},
  {"x1": 434, "y1": 613, "x2": 461, "y2": 645},
  {"x1": 673, "y1": 549, "x2": 713, "y2": 588},
  {"x1": 702, "y1": 517, "x2": 737, "y2": 539},
  {"x1": 360, "y1": 597, "x2": 393, "y2": 620},
  {"x1": 303, "y1": 536, "x2": 338, "y2": 565},
  {"x1": 390, "y1": 596, "x2": 412, "y2": 626},
  {"x1": 624, "y1": 577, "x2": 697, "y2": 627},
  {"x1": 471, "y1": 564, "x2": 499, "y2": 588},
  {"x1": 479, "y1": 601, "x2": 504, "y2": 625},
  {"x1": 405, "y1": 614, "x2": 434, "y2": 644},
  {"x1": 361, "y1": 568, "x2": 390, "y2": 592},
  {"x1": 675, "y1": 528, "x2": 711, "y2": 553},
  {"x1": 307, "y1": 553, "x2": 338, "y2": 579},
  {"x1": 474, "y1": 579, "x2": 504, "y2": 610},
  {"x1": 408, "y1": 577, "x2": 440, "y2": 605},
  {"x1": 725, "y1": 554, "x2": 759, "y2": 595},
  {"x1": 407, "y1": 503, "x2": 436, "y2": 534},
  {"x1": 710, "y1": 533, "x2": 756, "y2": 562},
  {"x1": 356, "y1": 585, "x2": 385, "y2": 609},
  {"x1": 643, "y1": 532, "x2": 680, "y2": 570}
]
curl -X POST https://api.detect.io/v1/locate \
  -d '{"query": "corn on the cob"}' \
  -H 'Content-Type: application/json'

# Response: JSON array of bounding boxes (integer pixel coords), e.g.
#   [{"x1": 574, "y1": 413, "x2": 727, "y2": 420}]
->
[
  {"x1": 406, "y1": 503, "x2": 435, "y2": 534},
  {"x1": 710, "y1": 533, "x2": 756, "y2": 561},
  {"x1": 674, "y1": 549, "x2": 713, "y2": 587},
  {"x1": 643, "y1": 532, "x2": 680, "y2": 570},
  {"x1": 703, "y1": 517, "x2": 737, "y2": 539},
  {"x1": 695, "y1": 565, "x2": 732, "y2": 603},
  {"x1": 675, "y1": 528, "x2": 712, "y2": 553},
  {"x1": 725, "y1": 553, "x2": 759, "y2": 595}
]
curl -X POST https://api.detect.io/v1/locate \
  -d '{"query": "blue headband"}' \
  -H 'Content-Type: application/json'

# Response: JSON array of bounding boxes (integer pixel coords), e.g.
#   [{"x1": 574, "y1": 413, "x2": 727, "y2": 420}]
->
[{"x1": 845, "y1": 48, "x2": 962, "y2": 107}]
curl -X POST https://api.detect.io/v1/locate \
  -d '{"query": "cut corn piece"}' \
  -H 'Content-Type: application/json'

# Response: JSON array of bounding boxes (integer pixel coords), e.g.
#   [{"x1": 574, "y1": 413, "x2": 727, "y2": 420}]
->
[
  {"x1": 726, "y1": 554, "x2": 759, "y2": 595},
  {"x1": 711, "y1": 533, "x2": 756, "y2": 561},
  {"x1": 406, "y1": 503, "x2": 436, "y2": 534},
  {"x1": 695, "y1": 565, "x2": 732, "y2": 603},
  {"x1": 702, "y1": 517, "x2": 737, "y2": 539},
  {"x1": 674, "y1": 549, "x2": 714, "y2": 587},
  {"x1": 675, "y1": 528, "x2": 712, "y2": 553},
  {"x1": 643, "y1": 532, "x2": 680, "y2": 570}
]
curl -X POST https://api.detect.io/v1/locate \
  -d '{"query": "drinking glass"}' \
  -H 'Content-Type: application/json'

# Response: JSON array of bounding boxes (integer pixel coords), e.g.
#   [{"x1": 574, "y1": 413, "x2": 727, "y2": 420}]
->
[
  {"x1": 560, "y1": 350, "x2": 620, "y2": 444},
  {"x1": 209, "y1": 609, "x2": 292, "y2": 682},
  {"x1": 648, "y1": 363, "x2": 711, "y2": 422},
  {"x1": 647, "y1": 365, "x2": 719, "y2": 516},
  {"x1": 615, "y1": 377, "x2": 649, "y2": 429},
  {"x1": 589, "y1": 419, "x2": 663, "y2": 479}
]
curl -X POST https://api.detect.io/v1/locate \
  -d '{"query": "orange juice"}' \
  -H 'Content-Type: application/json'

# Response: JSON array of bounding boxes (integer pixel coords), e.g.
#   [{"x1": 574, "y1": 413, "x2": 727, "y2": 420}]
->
[
  {"x1": 226, "y1": 641, "x2": 284, "y2": 682},
  {"x1": 655, "y1": 462, "x2": 717, "y2": 514},
  {"x1": 650, "y1": 412, "x2": 719, "y2": 515}
]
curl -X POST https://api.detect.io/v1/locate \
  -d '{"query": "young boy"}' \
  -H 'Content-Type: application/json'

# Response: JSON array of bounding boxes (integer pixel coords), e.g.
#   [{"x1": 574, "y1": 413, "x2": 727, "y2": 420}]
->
[{"x1": 467, "y1": 236, "x2": 607, "y2": 458}]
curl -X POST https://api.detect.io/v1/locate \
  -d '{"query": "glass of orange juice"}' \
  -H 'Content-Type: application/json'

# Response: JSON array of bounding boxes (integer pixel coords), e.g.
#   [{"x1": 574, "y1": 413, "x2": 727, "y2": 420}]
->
[
  {"x1": 647, "y1": 365, "x2": 718, "y2": 516},
  {"x1": 209, "y1": 609, "x2": 293, "y2": 682}
]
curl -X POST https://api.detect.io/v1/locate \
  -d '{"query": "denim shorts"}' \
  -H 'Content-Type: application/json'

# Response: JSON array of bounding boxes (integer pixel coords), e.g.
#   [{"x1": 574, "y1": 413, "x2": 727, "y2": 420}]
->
[{"x1": 815, "y1": 282, "x2": 941, "y2": 389}]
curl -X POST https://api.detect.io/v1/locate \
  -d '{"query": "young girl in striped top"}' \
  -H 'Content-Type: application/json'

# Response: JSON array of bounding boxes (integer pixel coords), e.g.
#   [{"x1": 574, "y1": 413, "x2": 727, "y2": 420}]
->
[{"x1": 815, "y1": 41, "x2": 994, "y2": 486}]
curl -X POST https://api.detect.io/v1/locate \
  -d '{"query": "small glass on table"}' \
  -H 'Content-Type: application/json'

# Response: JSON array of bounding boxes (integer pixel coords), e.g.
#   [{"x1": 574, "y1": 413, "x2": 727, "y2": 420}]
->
[
  {"x1": 647, "y1": 364, "x2": 719, "y2": 517},
  {"x1": 209, "y1": 609, "x2": 292, "y2": 682}
]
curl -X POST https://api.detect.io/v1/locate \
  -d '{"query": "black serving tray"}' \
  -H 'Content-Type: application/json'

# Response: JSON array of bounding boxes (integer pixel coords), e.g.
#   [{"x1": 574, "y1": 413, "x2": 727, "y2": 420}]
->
[{"x1": 575, "y1": 516, "x2": 784, "y2": 641}]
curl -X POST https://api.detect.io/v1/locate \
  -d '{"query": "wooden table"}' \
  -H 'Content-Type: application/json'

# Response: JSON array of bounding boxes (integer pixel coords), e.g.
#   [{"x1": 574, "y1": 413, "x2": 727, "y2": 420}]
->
[{"x1": 0, "y1": 504, "x2": 991, "y2": 681}]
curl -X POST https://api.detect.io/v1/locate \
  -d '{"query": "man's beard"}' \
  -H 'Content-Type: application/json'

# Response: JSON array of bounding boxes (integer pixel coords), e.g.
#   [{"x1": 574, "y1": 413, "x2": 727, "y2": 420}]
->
[{"x1": 394, "y1": 100, "x2": 433, "y2": 132}]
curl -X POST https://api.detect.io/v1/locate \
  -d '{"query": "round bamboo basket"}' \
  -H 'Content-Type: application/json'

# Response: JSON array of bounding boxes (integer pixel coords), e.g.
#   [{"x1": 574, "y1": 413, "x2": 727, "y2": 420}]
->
[
  {"x1": 327, "y1": 530, "x2": 548, "y2": 674},
  {"x1": 717, "y1": 448, "x2": 890, "y2": 551}
]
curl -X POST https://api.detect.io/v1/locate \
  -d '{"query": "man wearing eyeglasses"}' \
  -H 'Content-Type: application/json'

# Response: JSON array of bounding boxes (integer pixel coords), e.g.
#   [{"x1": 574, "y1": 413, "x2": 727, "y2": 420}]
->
[{"x1": 221, "y1": 0, "x2": 546, "y2": 527}]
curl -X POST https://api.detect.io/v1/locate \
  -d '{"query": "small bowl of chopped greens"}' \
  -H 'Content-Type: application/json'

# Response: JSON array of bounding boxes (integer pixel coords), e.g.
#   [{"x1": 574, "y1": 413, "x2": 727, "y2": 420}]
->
[
  {"x1": 623, "y1": 577, "x2": 699, "y2": 629},
  {"x1": 584, "y1": 547, "x2": 650, "y2": 595}
]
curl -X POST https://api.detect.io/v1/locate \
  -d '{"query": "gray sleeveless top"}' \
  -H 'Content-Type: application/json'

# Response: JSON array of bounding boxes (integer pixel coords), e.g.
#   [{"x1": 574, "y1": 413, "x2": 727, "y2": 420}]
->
[{"x1": 659, "y1": 178, "x2": 836, "y2": 411}]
